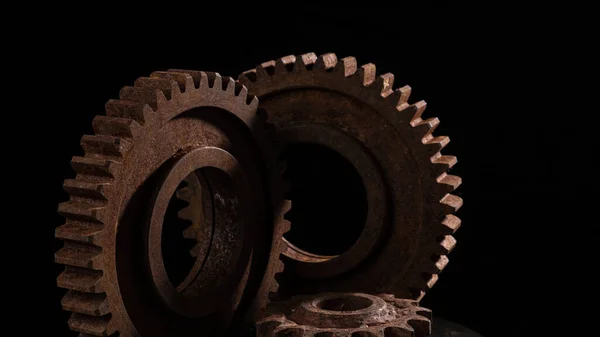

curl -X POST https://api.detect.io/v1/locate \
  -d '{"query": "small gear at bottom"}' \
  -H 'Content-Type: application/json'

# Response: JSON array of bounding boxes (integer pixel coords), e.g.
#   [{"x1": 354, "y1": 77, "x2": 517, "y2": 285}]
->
[{"x1": 256, "y1": 292, "x2": 431, "y2": 337}]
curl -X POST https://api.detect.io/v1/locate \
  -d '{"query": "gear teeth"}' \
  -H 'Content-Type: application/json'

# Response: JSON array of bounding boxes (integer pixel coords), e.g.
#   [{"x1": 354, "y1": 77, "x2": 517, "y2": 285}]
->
[
  {"x1": 436, "y1": 173, "x2": 462, "y2": 192},
  {"x1": 275, "y1": 55, "x2": 297, "y2": 73},
  {"x1": 167, "y1": 69, "x2": 206, "y2": 88},
  {"x1": 359, "y1": 63, "x2": 377, "y2": 86},
  {"x1": 203, "y1": 71, "x2": 220, "y2": 89},
  {"x1": 175, "y1": 185, "x2": 192, "y2": 202},
  {"x1": 257, "y1": 60, "x2": 276, "y2": 77},
  {"x1": 398, "y1": 100, "x2": 427, "y2": 123},
  {"x1": 233, "y1": 81, "x2": 248, "y2": 98},
  {"x1": 81, "y1": 134, "x2": 131, "y2": 158},
  {"x1": 68, "y1": 313, "x2": 110, "y2": 336},
  {"x1": 441, "y1": 214, "x2": 461, "y2": 234},
  {"x1": 392, "y1": 85, "x2": 412, "y2": 110},
  {"x1": 105, "y1": 99, "x2": 151, "y2": 126},
  {"x1": 222, "y1": 76, "x2": 237, "y2": 93},
  {"x1": 55, "y1": 241, "x2": 102, "y2": 269},
  {"x1": 427, "y1": 255, "x2": 449, "y2": 274},
  {"x1": 334, "y1": 56, "x2": 358, "y2": 77},
  {"x1": 407, "y1": 316, "x2": 432, "y2": 336},
  {"x1": 438, "y1": 235, "x2": 457, "y2": 254},
  {"x1": 119, "y1": 86, "x2": 167, "y2": 111},
  {"x1": 423, "y1": 135, "x2": 450, "y2": 154},
  {"x1": 56, "y1": 221, "x2": 103, "y2": 244},
  {"x1": 440, "y1": 194, "x2": 463, "y2": 212},
  {"x1": 178, "y1": 207, "x2": 194, "y2": 222},
  {"x1": 150, "y1": 71, "x2": 195, "y2": 93},
  {"x1": 57, "y1": 267, "x2": 104, "y2": 293},
  {"x1": 58, "y1": 201, "x2": 105, "y2": 222},
  {"x1": 238, "y1": 69, "x2": 257, "y2": 85},
  {"x1": 413, "y1": 117, "x2": 440, "y2": 139},
  {"x1": 294, "y1": 52, "x2": 318, "y2": 71},
  {"x1": 134, "y1": 77, "x2": 181, "y2": 100},
  {"x1": 183, "y1": 225, "x2": 197, "y2": 240},
  {"x1": 62, "y1": 290, "x2": 109, "y2": 316},
  {"x1": 315, "y1": 53, "x2": 338, "y2": 71},
  {"x1": 63, "y1": 179, "x2": 110, "y2": 200},
  {"x1": 431, "y1": 153, "x2": 457, "y2": 169},
  {"x1": 376, "y1": 73, "x2": 395, "y2": 97},
  {"x1": 71, "y1": 156, "x2": 116, "y2": 178},
  {"x1": 92, "y1": 115, "x2": 140, "y2": 139}
]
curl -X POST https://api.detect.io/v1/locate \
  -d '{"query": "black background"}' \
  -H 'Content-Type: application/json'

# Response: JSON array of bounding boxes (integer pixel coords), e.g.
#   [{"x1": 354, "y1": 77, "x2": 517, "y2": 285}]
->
[{"x1": 20, "y1": 4, "x2": 584, "y2": 337}]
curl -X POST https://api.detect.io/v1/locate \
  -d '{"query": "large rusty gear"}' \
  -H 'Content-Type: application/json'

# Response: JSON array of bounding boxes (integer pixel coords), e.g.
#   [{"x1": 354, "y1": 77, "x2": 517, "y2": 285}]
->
[
  {"x1": 238, "y1": 52, "x2": 463, "y2": 302},
  {"x1": 256, "y1": 292, "x2": 431, "y2": 337},
  {"x1": 55, "y1": 70, "x2": 289, "y2": 336}
]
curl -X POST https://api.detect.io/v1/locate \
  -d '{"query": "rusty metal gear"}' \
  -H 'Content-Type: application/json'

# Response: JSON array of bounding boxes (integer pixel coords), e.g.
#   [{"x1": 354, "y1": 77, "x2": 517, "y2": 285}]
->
[
  {"x1": 55, "y1": 70, "x2": 289, "y2": 336},
  {"x1": 256, "y1": 292, "x2": 431, "y2": 336},
  {"x1": 238, "y1": 52, "x2": 462, "y2": 302}
]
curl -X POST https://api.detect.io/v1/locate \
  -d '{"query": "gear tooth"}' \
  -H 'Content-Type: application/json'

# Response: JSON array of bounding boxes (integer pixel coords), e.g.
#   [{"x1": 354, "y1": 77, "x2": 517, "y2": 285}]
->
[
  {"x1": 334, "y1": 56, "x2": 358, "y2": 77},
  {"x1": 394, "y1": 85, "x2": 413, "y2": 109},
  {"x1": 415, "y1": 307, "x2": 433, "y2": 320},
  {"x1": 134, "y1": 77, "x2": 182, "y2": 100},
  {"x1": 431, "y1": 153, "x2": 457, "y2": 170},
  {"x1": 68, "y1": 313, "x2": 110, "y2": 336},
  {"x1": 398, "y1": 100, "x2": 427, "y2": 122},
  {"x1": 178, "y1": 207, "x2": 194, "y2": 222},
  {"x1": 175, "y1": 186, "x2": 192, "y2": 202},
  {"x1": 359, "y1": 63, "x2": 377, "y2": 86},
  {"x1": 150, "y1": 71, "x2": 195, "y2": 93},
  {"x1": 81, "y1": 134, "x2": 131, "y2": 158},
  {"x1": 222, "y1": 76, "x2": 236, "y2": 92},
  {"x1": 440, "y1": 194, "x2": 463, "y2": 212},
  {"x1": 295, "y1": 52, "x2": 318, "y2": 71},
  {"x1": 238, "y1": 69, "x2": 257, "y2": 85},
  {"x1": 275, "y1": 55, "x2": 297, "y2": 73},
  {"x1": 63, "y1": 179, "x2": 109, "y2": 200},
  {"x1": 427, "y1": 255, "x2": 449, "y2": 273},
  {"x1": 92, "y1": 115, "x2": 140, "y2": 139},
  {"x1": 423, "y1": 135, "x2": 450, "y2": 152},
  {"x1": 62, "y1": 291, "x2": 109, "y2": 316},
  {"x1": 376, "y1": 73, "x2": 395, "y2": 97},
  {"x1": 56, "y1": 221, "x2": 103, "y2": 244},
  {"x1": 200, "y1": 71, "x2": 220, "y2": 89},
  {"x1": 57, "y1": 267, "x2": 104, "y2": 293},
  {"x1": 412, "y1": 117, "x2": 439, "y2": 139},
  {"x1": 257, "y1": 60, "x2": 277, "y2": 77},
  {"x1": 436, "y1": 173, "x2": 462, "y2": 192},
  {"x1": 234, "y1": 81, "x2": 248, "y2": 99},
  {"x1": 248, "y1": 94, "x2": 259, "y2": 108},
  {"x1": 105, "y1": 99, "x2": 151, "y2": 126},
  {"x1": 58, "y1": 201, "x2": 105, "y2": 223},
  {"x1": 167, "y1": 69, "x2": 205, "y2": 88},
  {"x1": 182, "y1": 225, "x2": 197, "y2": 239},
  {"x1": 407, "y1": 315, "x2": 432, "y2": 336},
  {"x1": 55, "y1": 241, "x2": 102, "y2": 269},
  {"x1": 315, "y1": 53, "x2": 338, "y2": 71},
  {"x1": 425, "y1": 273, "x2": 439, "y2": 289},
  {"x1": 70, "y1": 156, "x2": 116, "y2": 178},
  {"x1": 189, "y1": 244, "x2": 200, "y2": 257},
  {"x1": 441, "y1": 214, "x2": 461, "y2": 234},
  {"x1": 438, "y1": 235, "x2": 457, "y2": 254},
  {"x1": 119, "y1": 85, "x2": 167, "y2": 111}
]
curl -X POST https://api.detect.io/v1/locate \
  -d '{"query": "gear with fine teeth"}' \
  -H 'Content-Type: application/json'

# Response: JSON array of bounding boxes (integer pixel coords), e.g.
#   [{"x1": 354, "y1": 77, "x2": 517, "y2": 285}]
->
[
  {"x1": 256, "y1": 292, "x2": 431, "y2": 337},
  {"x1": 55, "y1": 70, "x2": 289, "y2": 336},
  {"x1": 238, "y1": 52, "x2": 462, "y2": 302}
]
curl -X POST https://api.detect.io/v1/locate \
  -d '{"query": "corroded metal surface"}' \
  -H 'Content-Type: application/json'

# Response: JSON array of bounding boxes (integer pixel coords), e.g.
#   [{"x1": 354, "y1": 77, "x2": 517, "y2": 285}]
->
[
  {"x1": 55, "y1": 70, "x2": 289, "y2": 336},
  {"x1": 239, "y1": 52, "x2": 463, "y2": 301},
  {"x1": 257, "y1": 292, "x2": 431, "y2": 336}
]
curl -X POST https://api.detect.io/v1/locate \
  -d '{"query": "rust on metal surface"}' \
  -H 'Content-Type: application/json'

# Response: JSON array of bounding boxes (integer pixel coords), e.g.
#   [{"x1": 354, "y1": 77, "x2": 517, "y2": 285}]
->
[
  {"x1": 239, "y1": 52, "x2": 463, "y2": 302},
  {"x1": 55, "y1": 70, "x2": 289, "y2": 336},
  {"x1": 257, "y1": 292, "x2": 432, "y2": 336}
]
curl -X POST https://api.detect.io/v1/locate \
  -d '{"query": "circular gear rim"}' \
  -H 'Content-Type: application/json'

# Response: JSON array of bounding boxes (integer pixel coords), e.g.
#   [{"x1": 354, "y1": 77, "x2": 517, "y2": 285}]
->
[
  {"x1": 238, "y1": 52, "x2": 463, "y2": 302},
  {"x1": 55, "y1": 70, "x2": 290, "y2": 336}
]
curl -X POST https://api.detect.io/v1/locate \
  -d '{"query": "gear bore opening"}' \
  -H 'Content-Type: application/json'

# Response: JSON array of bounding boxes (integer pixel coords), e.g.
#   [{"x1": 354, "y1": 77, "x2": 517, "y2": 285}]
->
[
  {"x1": 281, "y1": 143, "x2": 368, "y2": 258},
  {"x1": 315, "y1": 295, "x2": 373, "y2": 312}
]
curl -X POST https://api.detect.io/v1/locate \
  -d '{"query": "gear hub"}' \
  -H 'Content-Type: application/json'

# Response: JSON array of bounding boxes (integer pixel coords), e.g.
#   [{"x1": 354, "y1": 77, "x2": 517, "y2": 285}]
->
[{"x1": 257, "y1": 292, "x2": 431, "y2": 336}]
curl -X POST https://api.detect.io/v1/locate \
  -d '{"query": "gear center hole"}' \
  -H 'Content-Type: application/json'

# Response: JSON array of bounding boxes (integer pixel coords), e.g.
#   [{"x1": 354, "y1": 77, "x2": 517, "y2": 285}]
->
[
  {"x1": 281, "y1": 143, "x2": 368, "y2": 257},
  {"x1": 316, "y1": 295, "x2": 373, "y2": 312}
]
